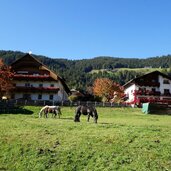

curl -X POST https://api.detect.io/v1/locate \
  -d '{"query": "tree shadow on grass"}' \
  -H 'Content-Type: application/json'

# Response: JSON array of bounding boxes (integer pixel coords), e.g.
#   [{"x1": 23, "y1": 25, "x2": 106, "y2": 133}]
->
[{"x1": 0, "y1": 106, "x2": 34, "y2": 115}]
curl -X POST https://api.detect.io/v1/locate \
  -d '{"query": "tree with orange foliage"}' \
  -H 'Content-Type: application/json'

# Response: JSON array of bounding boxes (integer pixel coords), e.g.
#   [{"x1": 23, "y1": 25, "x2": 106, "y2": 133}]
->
[
  {"x1": 0, "y1": 59, "x2": 14, "y2": 99},
  {"x1": 93, "y1": 78, "x2": 124, "y2": 102}
]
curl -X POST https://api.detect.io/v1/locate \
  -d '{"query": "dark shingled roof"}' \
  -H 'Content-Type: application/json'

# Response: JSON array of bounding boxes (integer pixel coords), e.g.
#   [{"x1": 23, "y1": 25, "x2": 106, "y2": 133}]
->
[{"x1": 123, "y1": 71, "x2": 171, "y2": 88}]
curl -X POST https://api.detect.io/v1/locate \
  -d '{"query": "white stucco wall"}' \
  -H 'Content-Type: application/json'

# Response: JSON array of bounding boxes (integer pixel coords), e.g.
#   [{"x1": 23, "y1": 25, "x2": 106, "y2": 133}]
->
[
  {"x1": 158, "y1": 75, "x2": 171, "y2": 94},
  {"x1": 14, "y1": 80, "x2": 69, "y2": 101},
  {"x1": 124, "y1": 74, "x2": 171, "y2": 103},
  {"x1": 124, "y1": 84, "x2": 136, "y2": 103}
]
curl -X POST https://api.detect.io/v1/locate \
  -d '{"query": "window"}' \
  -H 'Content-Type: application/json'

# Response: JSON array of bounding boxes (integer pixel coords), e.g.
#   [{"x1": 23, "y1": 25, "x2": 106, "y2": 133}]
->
[
  {"x1": 11, "y1": 94, "x2": 15, "y2": 99},
  {"x1": 25, "y1": 83, "x2": 30, "y2": 87},
  {"x1": 163, "y1": 80, "x2": 169, "y2": 84},
  {"x1": 141, "y1": 88, "x2": 146, "y2": 92},
  {"x1": 164, "y1": 89, "x2": 170, "y2": 95},
  {"x1": 49, "y1": 95, "x2": 53, "y2": 100},
  {"x1": 152, "y1": 88, "x2": 156, "y2": 92},
  {"x1": 38, "y1": 94, "x2": 42, "y2": 100},
  {"x1": 33, "y1": 73, "x2": 39, "y2": 76},
  {"x1": 17, "y1": 71, "x2": 28, "y2": 74},
  {"x1": 23, "y1": 94, "x2": 31, "y2": 100}
]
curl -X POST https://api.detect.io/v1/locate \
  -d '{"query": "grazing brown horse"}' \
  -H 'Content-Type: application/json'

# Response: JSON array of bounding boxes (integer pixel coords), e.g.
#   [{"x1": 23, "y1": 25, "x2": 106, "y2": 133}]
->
[
  {"x1": 39, "y1": 105, "x2": 62, "y2": 118},
  {"x1": 74, "y1": 105, "x2": 98, "y2": 123}
]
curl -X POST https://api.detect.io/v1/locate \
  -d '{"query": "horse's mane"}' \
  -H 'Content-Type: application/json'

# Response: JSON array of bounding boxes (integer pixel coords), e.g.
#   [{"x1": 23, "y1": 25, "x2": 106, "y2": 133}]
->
[{"x1": 39, "y1": 105, "x2": 49, "y2": 117}]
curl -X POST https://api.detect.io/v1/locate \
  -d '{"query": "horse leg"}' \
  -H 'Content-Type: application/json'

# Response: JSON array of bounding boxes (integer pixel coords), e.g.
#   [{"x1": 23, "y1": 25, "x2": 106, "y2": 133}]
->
[
  {"x1": 74, "y1": 112, "x2": 80, "y2": 122},
  {"x1": 53, "y1": 110, "x2": 57, "y2": 118},
  {"x1": 78, "y1": 113, "x2": 81, "y2": 122},
  {"x1": 45, "y1": 112, "x2": 48, "y2": 118},
  {"x1": 58, "y1": 111, "x2": 60, "y2": 119},
  {"x1": 51, "y1": 110, "x2": 54, "y2": 118},
  {"x1": 87, "y1": 114, "x2": 90, "y2": 122},
  {"x1": 93, "y1": 116, "x2": 97, "y2": 123},
  {"x1": 93, "y1": 113, "x2": 98, "y2": 123},
  {"x1": 44, "y1": 109, "x2": 48, "y2": 118},
  {"x1": 58, "y1": 108, "x2": 61, "y2": 119},
  {"x1": 39, "y1": 111, "x2": 42, "y2": 118}
]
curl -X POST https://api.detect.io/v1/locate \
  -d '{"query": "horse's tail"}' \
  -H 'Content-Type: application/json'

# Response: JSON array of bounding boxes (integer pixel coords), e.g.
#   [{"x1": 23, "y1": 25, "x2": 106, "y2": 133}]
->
[
  {"x1": 93, "y1": 108, "x2": 98, "y2": 123},
  {"x1": 57, "y1": 106, "x2": 62, "y2": 115}
]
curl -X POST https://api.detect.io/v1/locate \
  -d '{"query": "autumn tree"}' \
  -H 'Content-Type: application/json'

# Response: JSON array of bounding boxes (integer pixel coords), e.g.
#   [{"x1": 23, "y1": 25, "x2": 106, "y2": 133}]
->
[
  {"x1": 0, "y1": 59, "x2": 14, "y2": 99},
  {"x1": 93, "y1": 78, "x2": 124, "y2": 102}
]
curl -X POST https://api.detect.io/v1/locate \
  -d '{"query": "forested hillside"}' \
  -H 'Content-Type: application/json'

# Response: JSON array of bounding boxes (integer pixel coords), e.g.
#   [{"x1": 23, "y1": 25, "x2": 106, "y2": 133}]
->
[{"x1": 1, "y1": 50, "x2": 171, "y2": 91}]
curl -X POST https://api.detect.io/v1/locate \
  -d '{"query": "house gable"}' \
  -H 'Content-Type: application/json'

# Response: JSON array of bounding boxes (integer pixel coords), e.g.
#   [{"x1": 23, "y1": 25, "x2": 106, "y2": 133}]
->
[
  {"x1": 11, "y1": 54, "x2": 71, "y2": 101},
  {"x1": 124, "y1": 71, "x2": 171, "y2": 88},
  {"x1": 11, "y1": 54, "x2": 42, "y2": 70}
]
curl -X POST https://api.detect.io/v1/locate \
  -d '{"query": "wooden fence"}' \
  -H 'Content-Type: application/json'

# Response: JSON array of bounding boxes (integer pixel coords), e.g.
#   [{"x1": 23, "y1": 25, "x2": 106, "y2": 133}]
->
[{"x1": 5, "y1": 99, "x2": 129, "y2": 107}]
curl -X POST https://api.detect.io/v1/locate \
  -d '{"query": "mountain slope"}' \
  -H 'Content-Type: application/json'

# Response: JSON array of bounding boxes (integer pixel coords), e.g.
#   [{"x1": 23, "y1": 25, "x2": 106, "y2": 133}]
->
[{"x1": 0, "y1": 50, "x2": 171, "y2": 91}]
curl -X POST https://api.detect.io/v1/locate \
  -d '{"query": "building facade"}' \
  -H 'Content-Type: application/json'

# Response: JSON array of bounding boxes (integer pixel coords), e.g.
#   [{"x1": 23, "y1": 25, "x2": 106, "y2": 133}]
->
[
  {"x1": 11, "y1": 54, "x2": 70, "y2": 102},
  {"x1": 124, "y1": 71, "x2": 171, "y2": 106}
]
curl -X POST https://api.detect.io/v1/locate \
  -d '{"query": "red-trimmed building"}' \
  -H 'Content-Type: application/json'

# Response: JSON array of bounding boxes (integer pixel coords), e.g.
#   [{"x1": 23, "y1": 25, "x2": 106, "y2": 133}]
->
[
  {"x1": 11, "y1": 54, "x2": 70, "y2": 101},
  {"x1": 124, "y1": 71, "x2": 171, "y2": 106}
]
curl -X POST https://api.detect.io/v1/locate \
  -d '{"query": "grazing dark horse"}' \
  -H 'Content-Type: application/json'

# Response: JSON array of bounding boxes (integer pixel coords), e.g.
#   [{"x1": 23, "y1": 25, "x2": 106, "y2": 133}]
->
[
  {"x1": 74, "y1": 105, "x2": 98, "y2": 123},
  {"x1": 39, "y1": 105, "x2": 62, "y2": 118}
]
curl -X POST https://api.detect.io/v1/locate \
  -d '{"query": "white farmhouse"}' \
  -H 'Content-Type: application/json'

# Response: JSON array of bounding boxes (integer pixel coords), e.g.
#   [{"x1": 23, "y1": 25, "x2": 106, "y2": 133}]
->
[
  {"x1": 11, "y1": 54, "x2": 71, "y2": 102},
  {"x1": 123, "y1": 71, "x2": 171, "y2": 106}
]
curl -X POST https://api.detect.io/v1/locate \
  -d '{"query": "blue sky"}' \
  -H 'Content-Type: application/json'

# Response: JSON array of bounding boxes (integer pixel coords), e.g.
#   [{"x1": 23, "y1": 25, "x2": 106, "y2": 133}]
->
[{"x1": 0, "y1": 0, "x2": 171, "y2": 59}]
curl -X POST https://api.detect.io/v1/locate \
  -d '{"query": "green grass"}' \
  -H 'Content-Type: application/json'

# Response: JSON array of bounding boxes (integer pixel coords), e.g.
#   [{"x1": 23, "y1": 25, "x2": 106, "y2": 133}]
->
[{"x1": 0, "y1": 106, "x2": 171, "y2": 171}]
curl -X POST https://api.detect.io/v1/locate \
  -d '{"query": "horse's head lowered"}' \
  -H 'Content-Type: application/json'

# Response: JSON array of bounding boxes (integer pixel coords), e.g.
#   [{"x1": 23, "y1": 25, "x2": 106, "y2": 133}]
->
[{"x1": 74, "y1": 105, "x2": 98, "y2": 123}]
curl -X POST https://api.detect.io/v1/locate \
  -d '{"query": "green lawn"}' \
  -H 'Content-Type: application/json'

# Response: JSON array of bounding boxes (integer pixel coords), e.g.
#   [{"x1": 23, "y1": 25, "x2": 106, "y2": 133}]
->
[{"x1": 0, "y1": 106, "x2": 171, "y2": 171}]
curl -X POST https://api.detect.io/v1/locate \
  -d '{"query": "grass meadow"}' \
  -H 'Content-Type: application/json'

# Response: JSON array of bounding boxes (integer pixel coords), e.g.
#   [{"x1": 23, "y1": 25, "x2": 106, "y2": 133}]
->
[{"x1": 0, "y1": 106, "x2": 171, "y2": 171}]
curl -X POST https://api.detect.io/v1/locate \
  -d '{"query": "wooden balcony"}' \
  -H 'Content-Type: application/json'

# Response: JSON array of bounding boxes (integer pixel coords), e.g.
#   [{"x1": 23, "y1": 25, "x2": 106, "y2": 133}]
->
[
  {"x1": 137, "y1": 82, "x2": 160, "y2": 87},
  {"x1": 135, "y1": 90, "x2": 161, "y2": 96},
  {"x1": 14, "y1": 86, "x2": 60, "y2": 93},
  {"x1": 13, "y1": 74, "x2": 55, "y2": 81},
  {"x1": 138, "y1": 97, "x2": 171, "y2": 104}
]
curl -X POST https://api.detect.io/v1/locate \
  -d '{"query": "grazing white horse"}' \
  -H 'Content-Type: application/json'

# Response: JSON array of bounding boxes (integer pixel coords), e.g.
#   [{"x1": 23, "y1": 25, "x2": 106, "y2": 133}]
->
[{"x1": 39, "y1": 105, "x2": 62, "y2": 118}]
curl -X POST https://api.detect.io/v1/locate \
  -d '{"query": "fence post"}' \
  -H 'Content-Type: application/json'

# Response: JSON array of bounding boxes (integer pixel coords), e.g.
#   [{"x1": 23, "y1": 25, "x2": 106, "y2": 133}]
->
[
  {"x1": 87, "y1": 101, "x2": 89, "y2": 106},
  {"x1": 44, "y1": 100, "x2": 46, "y2": 106}
]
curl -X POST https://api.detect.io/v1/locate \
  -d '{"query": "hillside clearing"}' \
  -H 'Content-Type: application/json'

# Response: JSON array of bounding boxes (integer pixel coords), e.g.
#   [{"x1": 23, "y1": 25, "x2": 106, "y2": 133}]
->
[{"x1": 90, "y1": 67, "x2": 167, "y2": 74}]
